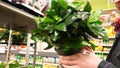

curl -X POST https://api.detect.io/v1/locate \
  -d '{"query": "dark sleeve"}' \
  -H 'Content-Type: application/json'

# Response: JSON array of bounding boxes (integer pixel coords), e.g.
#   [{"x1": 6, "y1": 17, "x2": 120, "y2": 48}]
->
[{"x1": 98, "y1": 60, "x2": 117, "y2": 68}]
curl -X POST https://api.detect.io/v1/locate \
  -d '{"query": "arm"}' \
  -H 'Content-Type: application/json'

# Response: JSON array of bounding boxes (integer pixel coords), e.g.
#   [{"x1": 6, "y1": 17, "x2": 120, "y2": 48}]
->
[{"x1": 98, "y1": 60, "x2": 117, "y2": 68}]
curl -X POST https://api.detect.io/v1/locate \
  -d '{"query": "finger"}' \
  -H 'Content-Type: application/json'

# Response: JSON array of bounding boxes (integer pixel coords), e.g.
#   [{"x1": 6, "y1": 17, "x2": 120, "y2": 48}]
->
[
  {"x1": 60, "y1": 59, "x2": 78, "y2": 66},
  {"x1": 81, "y1": 49, "x2": 91, "y2": 55},
  {"x1": 62, "y1": 64, "x2": 79, "y2": 68},
  {"x1": 60, "y1": 54, "x2": 80, "y2": 60},
  {"x1": 81, "y1": 46, "x2": 93, "y2": 53}
]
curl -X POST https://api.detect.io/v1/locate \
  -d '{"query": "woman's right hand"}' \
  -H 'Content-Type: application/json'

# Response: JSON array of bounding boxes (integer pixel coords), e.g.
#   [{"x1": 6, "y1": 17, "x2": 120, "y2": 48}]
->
[{"x1": 60, "y1": 46, "x2": 102, "y2": 68}]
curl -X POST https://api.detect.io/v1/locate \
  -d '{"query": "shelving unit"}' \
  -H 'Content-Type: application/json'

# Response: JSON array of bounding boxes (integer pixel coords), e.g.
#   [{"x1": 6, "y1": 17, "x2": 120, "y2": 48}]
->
[
  {"x1": 0, "y1": 0, "x2": 37, "y2": 32},
  {"x1": 0, "y1": 0, "x2": 39, "y2": 64},
  {"x1": 93, "y1": 9, "x2": 120, "y2": 60},
  {"x1": 0, "y1": 0, "x2": 60, "y2": 68},
  {"x1": 10, "y1": 50, "x2": 59, "y2": 58},
  {"x1": 2, "y1": 0, "x2": 118, "y2": 67}
]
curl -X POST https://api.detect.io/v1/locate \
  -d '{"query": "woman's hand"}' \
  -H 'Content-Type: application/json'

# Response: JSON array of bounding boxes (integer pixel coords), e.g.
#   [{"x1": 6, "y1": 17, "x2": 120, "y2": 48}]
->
[{"x1": 60, "y1": 46, "x2": 102, "y2": 68}]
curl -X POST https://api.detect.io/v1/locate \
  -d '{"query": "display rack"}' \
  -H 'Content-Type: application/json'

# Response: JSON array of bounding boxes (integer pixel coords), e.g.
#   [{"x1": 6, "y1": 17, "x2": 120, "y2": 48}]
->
[
  {"x1": 0, "y1": 0, "x2": 37, "y2": 32},
  {"x1": 0, "y1": 1, "x2": 37, "y2": 66},
  {"x1": 10, "y1": 50, "x2": 59, "y2": 57},
  {"x1": 94, "y1": 9, "x2": 120, "y2": 60},
  {"x1": 0, "y1": 0, "x2": 59, "y2": 68},
  {"x1": 1, "y1": 0, "x2": 44, "y2": 16}
]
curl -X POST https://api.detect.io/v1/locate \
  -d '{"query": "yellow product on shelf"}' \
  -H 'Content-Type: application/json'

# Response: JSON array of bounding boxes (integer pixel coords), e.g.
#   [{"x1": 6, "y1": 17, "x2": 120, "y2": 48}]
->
[
  {"x1": 105, "y1": 26, "x2": 116, "y2": 38},
  {"x1": 103, "y1": 47, "x2": 111, "y2": 52},
  {"x1": 90, "y1": 39, "x2": 95, "y2": 44},
  {"x1": 43, "y1": 63, "x2": 59, "y2": 68},
  {"x1": 21, "y1": 57, "x2": 26, "y2": 64},
  {"x1": 95, "y1": 46, "x2": 103, "y2": 51},
  {"x1": 90, "y1": 39, "x2": 98, "y2": 45}
]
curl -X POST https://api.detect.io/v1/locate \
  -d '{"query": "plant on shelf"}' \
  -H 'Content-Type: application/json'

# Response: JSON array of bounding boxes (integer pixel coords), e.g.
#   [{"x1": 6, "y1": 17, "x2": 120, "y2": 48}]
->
[
  {"x1": 0, "y1": 28, "x2": 9, "y2": 42},
  {"x1": 0, "y1": 62, "x2": 6, "y2": 68},
  {"x1": 32, "y1": 0, "x2": 108, "y2": 56},
  {"x1": 12, "y1": 31, "x2": 27, "y2": 45},
  {"x1": 9, "y1": 60, "x2": 20, "y2": 68},
  {"x1": 0, "y1": 61, "x2": 28, "y2": 68},
  {"x1": 0, "y1": 28, "x2": 27, "y2": 44}
]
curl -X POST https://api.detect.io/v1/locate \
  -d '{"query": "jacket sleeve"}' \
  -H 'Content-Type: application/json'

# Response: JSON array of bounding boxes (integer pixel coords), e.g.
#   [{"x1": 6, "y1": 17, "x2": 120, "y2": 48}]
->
[{"x1": 98, "y1": 60, "x2": 117, "y2": 68}]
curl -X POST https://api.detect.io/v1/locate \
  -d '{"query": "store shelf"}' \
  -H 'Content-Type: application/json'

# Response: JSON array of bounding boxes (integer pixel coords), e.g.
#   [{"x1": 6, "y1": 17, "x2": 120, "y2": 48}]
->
[
  {"x1": 0, "y1": 1, "x2": 59, "y2": 67},
  {"x1": 21, "y1": 3, "x2": 44, "y2": 16},
  {"x1": 29, "y1": 62, "x2": 59, "y2": 65},
  {"x1": 38, "y1": 51, "x2": 59, "y2": 58},
  {"x1": 11, "y1": 50, "x2": 59, "y2": 58},
  {"x1": 96, "y1": 44, "x2": 113, "y2": 47},
  {"x1": 0, "y1": 53, "x2": 6, "y2": 61},
  {"x1": 2, "y1": 0, "x2": 44, "y2": 16},
  {"x1": 102, "y1": 9, "x2": 119, "y2": 14},
  {"x1": 95, "y1": 51, "x2": 109, "y2": 54},
  {"x1": 0, "y1": 0, "x2": 38, "y2": 32}
]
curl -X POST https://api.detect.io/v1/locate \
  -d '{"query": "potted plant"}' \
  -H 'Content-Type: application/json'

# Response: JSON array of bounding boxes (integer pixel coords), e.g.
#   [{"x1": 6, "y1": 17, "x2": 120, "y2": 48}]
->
[
  {"x1": 0, "y1": 28, "x2": 9, "y2": 42},
  {"x1": 0, "y1": 61, "x2": 28, "y2": 68},
  {"x1": 0, "y1": 62, "x2": 6, "y2": 68},
  {"x1": 12, "y1": 31, "x2": 27, "y2": 45},
  {"x1": 0, "y1": 28, "x2": 27, "y2": 45},
  {"x1": 32, "y1": 0, "x2": 108, "y2": 56}
]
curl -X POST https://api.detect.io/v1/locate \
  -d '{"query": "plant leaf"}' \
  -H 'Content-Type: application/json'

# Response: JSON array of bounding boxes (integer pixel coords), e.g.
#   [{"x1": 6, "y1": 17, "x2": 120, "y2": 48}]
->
[
  {"x1": 83, "y1": 1, "x2": 92, "y2": 12},
  {"x1": 46, "y1": 9, "x2": 57, "y2": 16},
  {"x1": 43, "y1": 17, "x2": 54, "y2": 23},
  {"x1": 88, "y1": 10, "x2": 103, "y2": 22},
  {"x1": 54, "y1": 23, "x2": 67, "y2": 31},
  {"x1": 34, "y1": 17, "x2": 41, "y2": 25},
  {"x1": 88, "y1": 20, "x2": 108, "y2": 39},
  {"x1": 51, "y1": 0, "x2": 58, "y2": 8},
  {"x1": 64, "y1": 13, "x2": 77, "y2": 25},
  {"x1": 68, "y1": 1, "x2": 85, "y2": 10},
  {"x1": 58, "y1": 0, "x2": 68, "y2": 10},
  {"x1": 62, "y1": 9, "x2": 72, "y2": 20}
]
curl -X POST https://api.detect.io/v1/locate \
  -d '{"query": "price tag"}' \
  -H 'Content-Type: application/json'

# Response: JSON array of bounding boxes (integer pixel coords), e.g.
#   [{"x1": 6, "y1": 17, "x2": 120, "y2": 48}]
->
[{"x1": 0, "y1": 46, "x2": 6, "y2": 53}]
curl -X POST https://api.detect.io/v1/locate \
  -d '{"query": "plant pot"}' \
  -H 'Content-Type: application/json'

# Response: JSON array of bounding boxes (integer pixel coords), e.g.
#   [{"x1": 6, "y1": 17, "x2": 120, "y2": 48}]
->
[
  {"x1": 55, "y1": 47, "x2": 81, "y2": 56},
  {"x1": 54, "y1": 38, "x2": 84, "y2": 56}
]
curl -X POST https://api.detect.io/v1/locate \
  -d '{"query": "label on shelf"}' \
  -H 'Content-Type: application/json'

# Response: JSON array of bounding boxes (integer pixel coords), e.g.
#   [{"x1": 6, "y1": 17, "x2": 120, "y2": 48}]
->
[
  {"x1": 19, "y1": 51, "x2": 38, "y2": 55},
  {"x1": 0, "y1": 46, "x2": 6, "y2": 53}
]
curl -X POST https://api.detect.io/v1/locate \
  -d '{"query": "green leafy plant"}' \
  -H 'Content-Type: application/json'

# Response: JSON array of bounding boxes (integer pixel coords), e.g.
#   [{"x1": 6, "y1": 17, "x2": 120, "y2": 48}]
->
[
  {"x1": 0, "y1": 62, "x2": 6, "y2": 68},
  {"x1": 32, "y1": 0, "x2": 108, "y2": 56},
  {"x1": 0, "y1": 28, "x2": 9, "y2": 41},
  {"x1": 0, "y1": 28, "x2": 27, "y2": 44},
  {"x1": 0, "y1": 61, "x2": 29, "y2": 68},
  {"x1": 9, "y1": 60, "x2": 20, "y2": 68},
  {"x1": 12, "y1": 31, "x2": 27, "y2": 44}
]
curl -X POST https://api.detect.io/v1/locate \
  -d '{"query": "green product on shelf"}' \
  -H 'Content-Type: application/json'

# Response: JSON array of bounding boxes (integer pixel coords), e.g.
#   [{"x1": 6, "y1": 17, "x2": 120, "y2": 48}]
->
[
  {"x1": 35, "y1": 64, "x2": 40, "y2": 68},
  {"x1": 28, "y1": 65, "x2": 32, "y2": 68},
  {"x1": 0, "y1": 62, "x2": 6, "y2": 68},
  {"x1": 28, "y1": 63, "x2": 33, "y2": 68},
  {"x1": 37, "y1": 56, "x2": 42, "y2": 63},
  {"x1": 99, "y1": 52, "x2": 104, "y2": 59},
  {"x1": 101, "y1": 52, "x2": 104, "y2": 60},
  {"x1": 9, "y1": 61, "x2": 20, "y2": 68},
  {"x1": 29, "y1": 56, "x2": 33, "y2": 62},
  {"x1": 40, "y1": 65, "x2": 42, "y2": 68},
  {"x1": 103, "y1": 39, "x2": 109, "y2": 44},
  {"x1": 39, "y1": 56, "x2": 43, "y2": 63},
  {"x1": 96, "y1": 52, "x2": 104, "y2": 60}
]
